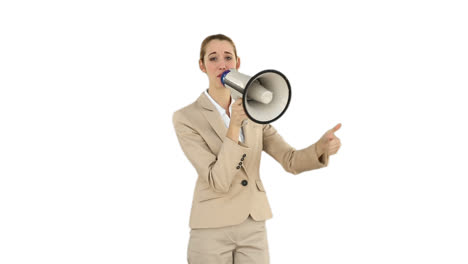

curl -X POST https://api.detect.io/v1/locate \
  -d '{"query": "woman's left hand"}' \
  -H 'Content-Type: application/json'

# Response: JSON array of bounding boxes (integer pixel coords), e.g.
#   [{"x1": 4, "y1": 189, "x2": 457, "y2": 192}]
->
[{"x1": 317, "y1": 123, "x2": 342, "y2": 155}]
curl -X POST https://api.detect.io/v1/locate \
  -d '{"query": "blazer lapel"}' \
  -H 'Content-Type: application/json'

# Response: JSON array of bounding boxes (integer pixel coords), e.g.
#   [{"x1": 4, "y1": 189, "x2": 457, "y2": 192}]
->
[
  {"x1": 197, "y1": 92, "x2": 259, "y2": 177},
  {"x1": 197, "y1": 92, "x2": 227, "y2": 142}
]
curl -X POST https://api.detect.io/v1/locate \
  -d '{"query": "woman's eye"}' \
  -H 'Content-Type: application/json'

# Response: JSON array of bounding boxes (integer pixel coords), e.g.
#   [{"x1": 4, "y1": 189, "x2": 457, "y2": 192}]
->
[
  {"x1": 209, "y1": 57, "x2": 217, "y2": 61},
  {"x1": 225, "y1": 56, "x2": 232, "y2": 61}
]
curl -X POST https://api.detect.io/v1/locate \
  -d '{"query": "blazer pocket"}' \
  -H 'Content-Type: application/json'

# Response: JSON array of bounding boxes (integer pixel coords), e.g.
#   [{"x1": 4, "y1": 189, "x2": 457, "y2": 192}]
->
[
  {"x1": 255, "y1": 180, "x2": 266, "y2": 192},
  {"x1": 197, "y1": 188, "x2": 226, "y2": 202}
]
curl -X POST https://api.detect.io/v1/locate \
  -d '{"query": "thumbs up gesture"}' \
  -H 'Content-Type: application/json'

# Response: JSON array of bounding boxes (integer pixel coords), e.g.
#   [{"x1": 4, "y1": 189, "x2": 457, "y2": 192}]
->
[{"x1": 317, "y1": 123, "x2": 342, "y2": 156}]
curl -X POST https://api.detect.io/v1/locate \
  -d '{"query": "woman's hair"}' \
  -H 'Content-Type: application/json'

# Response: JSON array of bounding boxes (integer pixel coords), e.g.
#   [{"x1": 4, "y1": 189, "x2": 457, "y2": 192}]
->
[{"x1": 199, "y1": 34, "x2": 238, "y2": 64}]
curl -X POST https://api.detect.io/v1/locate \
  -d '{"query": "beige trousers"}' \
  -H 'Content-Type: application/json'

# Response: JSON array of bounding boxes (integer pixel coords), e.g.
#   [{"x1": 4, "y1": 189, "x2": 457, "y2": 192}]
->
[{"x1": 187, "y1": 215, "x2": 270, "y2": 264}]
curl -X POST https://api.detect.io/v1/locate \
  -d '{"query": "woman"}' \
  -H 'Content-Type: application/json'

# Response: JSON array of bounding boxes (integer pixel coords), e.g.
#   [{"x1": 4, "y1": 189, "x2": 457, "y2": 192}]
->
[{"x1": 173, "y1": 34, "x2": 342, "y2": 264}]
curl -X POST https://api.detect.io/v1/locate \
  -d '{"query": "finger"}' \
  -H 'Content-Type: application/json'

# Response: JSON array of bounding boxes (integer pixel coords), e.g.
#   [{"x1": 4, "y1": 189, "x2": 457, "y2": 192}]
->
[
  {"x1": 330, "y1": 142, "x2": 341, "y2": 151},
  {"x1": 329, "y1": 139, "x2": 341, "y2": 147},
  {"x1": 329, "y1": 142, "x2": 339, "y2": 149},
  {"x1": 334, "y1": 139, "x2": 342, "y2": 147},
  {"x1": 333, "y1": 144, "x2": 341, "y2": 152},
  {"x1": 238, "y1": 111, "x2": 247, "y2": 117}
]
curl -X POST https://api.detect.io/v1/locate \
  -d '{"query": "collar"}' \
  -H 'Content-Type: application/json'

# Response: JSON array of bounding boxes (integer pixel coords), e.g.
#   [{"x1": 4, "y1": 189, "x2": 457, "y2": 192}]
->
[{"x1": 203, "y1": 89, "x2": 234, "y2": 116}]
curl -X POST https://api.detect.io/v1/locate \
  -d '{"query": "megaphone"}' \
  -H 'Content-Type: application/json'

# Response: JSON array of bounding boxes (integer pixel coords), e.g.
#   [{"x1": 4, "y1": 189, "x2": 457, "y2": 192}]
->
[{"x1": 221, "y1": 69, "x2": 291, "y2": 124}]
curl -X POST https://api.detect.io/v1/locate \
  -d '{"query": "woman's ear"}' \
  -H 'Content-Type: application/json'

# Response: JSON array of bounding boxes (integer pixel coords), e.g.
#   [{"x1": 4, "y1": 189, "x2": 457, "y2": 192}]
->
[
  {"x1": 236, "y1": 57, "x2": 241, "y2": 70},
  {"x1": 199, "y1": 60, "x2": 206, "y2": 73}
]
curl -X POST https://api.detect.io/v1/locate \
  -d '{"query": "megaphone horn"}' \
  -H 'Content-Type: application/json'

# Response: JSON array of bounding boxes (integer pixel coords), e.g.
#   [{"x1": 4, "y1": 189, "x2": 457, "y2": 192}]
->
[{"x1": 221, "y1": 69, "x2": 292, "y2": 124}]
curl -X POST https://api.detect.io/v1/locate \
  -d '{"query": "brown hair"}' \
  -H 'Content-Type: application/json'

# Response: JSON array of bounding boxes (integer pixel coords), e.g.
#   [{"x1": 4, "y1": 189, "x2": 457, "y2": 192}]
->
[{"x1": 199, "y1": 34, "x2": 238, "y2": 64}]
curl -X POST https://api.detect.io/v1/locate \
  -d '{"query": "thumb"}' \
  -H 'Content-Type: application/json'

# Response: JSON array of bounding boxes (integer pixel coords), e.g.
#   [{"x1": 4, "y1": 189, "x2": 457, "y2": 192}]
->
[
  {"x1": 331, "y1": 123, "x2": 342, "y2": 132},
  {"x1": 327, "y1": 123, "x2": 341, "y2": 138}
]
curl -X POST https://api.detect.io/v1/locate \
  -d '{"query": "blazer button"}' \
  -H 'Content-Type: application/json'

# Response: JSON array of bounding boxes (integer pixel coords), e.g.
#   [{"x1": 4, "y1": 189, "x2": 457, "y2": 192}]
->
[
  {"x1": 242, "y1": 154, "x2": 247, "y2": 158},
  {"x1": 241, "y1": 180, "x2": 248, "y2": 186},
  {"x1": 238, "y1": 162, "x2": 242, "y2": 166},
  {"x1": 241, "y1": 157, "x2": 244, "y2": 161},
  {"x1": 236, "y1": 166, "x2": 241, "y2": 169}
]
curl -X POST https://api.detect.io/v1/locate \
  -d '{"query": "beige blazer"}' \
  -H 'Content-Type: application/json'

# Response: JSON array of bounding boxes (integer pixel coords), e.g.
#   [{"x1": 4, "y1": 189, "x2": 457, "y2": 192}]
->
[{"x1": 173, "y1": 92, "x2": 329, "y2": 229}]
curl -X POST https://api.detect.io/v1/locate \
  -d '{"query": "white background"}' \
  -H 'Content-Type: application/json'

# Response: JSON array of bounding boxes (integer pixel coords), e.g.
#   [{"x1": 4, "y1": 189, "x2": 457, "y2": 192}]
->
[{"x1": 1, "y1": 0, "x2": 467, "y2": 263}]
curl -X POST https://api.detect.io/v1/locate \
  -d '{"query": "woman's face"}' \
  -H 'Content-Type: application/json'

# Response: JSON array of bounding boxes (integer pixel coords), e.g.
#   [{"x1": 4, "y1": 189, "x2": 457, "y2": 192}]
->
[{"x1": 200, "y1": 39, "x2": 240, "y2": 88}]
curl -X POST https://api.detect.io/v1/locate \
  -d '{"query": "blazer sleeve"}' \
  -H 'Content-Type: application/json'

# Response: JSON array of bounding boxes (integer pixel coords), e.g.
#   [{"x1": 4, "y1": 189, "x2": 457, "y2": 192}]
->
[
  {"x1": 173, "y1": 112, "x2": 250, "y2": 193},
  {"x1": 262, "y1": 124, "x2": 328, "y2": 175}
]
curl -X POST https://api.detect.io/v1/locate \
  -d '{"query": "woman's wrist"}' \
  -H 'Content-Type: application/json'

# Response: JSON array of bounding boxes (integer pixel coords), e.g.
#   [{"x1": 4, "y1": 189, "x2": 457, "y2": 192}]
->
[{"x1": 227, "y1": 123, "x2": 241, "y2": 142}]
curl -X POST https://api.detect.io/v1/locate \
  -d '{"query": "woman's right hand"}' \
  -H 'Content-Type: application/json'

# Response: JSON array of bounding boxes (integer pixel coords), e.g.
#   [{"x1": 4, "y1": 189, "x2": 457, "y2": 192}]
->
[
  {"x1": 226, "y1": 98, "x2": 247, "y2": 142},
  {"x1": 229, "y1": 98, "x2": 248, "y2": 128}
]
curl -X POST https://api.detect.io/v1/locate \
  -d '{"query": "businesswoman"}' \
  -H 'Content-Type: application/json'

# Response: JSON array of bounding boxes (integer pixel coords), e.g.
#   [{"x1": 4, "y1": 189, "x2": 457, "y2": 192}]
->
[{"x1": 173, "y1": 34, "x2": 341, "y2": 264}]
